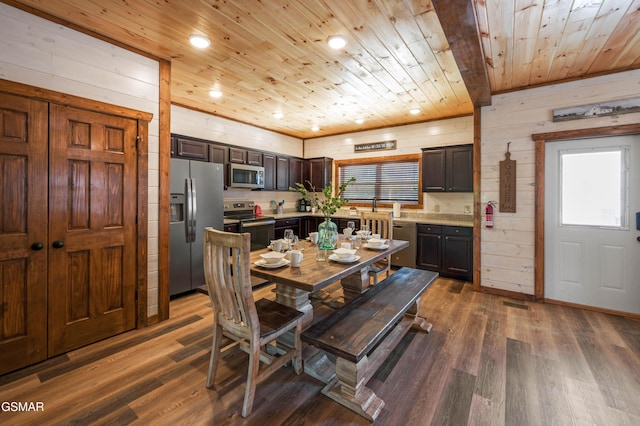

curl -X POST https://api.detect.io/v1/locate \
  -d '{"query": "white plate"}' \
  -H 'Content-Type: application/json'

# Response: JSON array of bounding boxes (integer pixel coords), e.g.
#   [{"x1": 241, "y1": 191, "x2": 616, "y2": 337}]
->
[
  {"x1": 254, "y1": 258, "x2": 290, "y2": 269},
  {"x1": 329, "y1": 254, "x2": 361, "y2": 264},
  {"x1": 364, "y1": 243, "x2": 389, "y2": 250}
]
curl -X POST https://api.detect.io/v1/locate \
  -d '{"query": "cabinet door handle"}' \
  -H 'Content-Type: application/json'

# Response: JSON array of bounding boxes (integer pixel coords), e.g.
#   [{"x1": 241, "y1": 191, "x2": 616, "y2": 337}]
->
[
  {"x1": 31, "y1": 242, "x2": 44, "y2": 251},
  {"x1": 52, "y1": 240, "x2": 65, "y2": 249}
]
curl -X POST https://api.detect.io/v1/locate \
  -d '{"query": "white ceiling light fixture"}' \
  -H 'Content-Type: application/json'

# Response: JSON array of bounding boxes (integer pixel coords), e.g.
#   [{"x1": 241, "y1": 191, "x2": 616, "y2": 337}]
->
[
  {"x1": 327, "y1": 35, "x2": 347, "y2": 49},
  {"x1": 209, "y1": 89, "x2": 223, "y2": 98},
  {"x1": 311, "y1": 125, "x2": 320, "y2": 132},
  {"x1": 189, "y1": 34, "x2": 211, "y2": 49},
  {"x1": 355, "y1": 118, "x2": 364, "y2": 124},
  {"x1": 409, "y1": 108, "x2": 421, "y2": 115},
  {"x1": 273, "y1": 112, "x2": 284, "y2": 119}
]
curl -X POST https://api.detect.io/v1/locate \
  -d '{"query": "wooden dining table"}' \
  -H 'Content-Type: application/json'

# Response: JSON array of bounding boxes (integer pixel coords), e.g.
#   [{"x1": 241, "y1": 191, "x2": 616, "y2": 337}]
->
[{"x1": 249, "y1": 237, "x2": 409, "y2": 329}]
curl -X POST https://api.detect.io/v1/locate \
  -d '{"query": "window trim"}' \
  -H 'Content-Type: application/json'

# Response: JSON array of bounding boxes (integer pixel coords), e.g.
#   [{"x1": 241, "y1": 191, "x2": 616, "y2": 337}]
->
[{"x1": 334, "y1": 153, "x2": 423, "y2": 210}]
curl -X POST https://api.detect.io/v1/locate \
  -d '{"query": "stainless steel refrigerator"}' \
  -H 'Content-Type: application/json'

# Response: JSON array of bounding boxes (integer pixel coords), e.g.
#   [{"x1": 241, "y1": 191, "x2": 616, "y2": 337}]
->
[{"x1": 170, "y1": 159, "x2": 224, "y2": 296}]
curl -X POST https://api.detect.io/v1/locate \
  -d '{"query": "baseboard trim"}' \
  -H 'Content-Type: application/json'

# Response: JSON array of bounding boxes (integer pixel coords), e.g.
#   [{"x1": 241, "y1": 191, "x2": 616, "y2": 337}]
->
[
  {"x1": 544, "y1": 299, "x2": 640, "y2": 320},
  {"x1": 479, "y1": 286, "x2": 535, "y2": 302}
]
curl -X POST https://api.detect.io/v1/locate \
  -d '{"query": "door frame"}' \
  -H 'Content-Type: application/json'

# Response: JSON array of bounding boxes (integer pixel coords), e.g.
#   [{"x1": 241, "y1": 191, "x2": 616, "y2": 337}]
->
[
  {"x1": 532, "y1": 123, "x2": 640, "y2": 316},
  {"x1": 0, "y1": 78, "x2": 153, "y2": 328}
]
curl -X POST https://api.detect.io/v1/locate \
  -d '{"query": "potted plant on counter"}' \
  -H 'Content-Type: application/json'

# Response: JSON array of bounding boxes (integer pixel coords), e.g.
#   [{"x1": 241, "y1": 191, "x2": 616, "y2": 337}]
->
[{"x1": 290, "y1": 178, "x2": 355, "y2": 250}]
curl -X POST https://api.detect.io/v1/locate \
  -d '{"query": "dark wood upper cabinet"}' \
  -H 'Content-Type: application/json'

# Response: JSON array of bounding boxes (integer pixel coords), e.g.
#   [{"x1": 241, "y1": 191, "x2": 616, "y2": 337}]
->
[
  {"x1": 208, "y1": 143, "x2": 227, "y2": 164},
  {"x1": 229, "y1": 147, "x2": 246, "y2": 164},
  {"x1": 229, "y1": 147, "x2": 262, "y2": 165},
  {"x1": 262, "y1": 153, "x2": 276, "y2": 191},
  {"x1": 276, "y1": 156, "x2": 289, "y2": 191},
  {"x1": 247, "y1": 150, "x2": 262, "y2": 166},
  {"x1": 422, "y1": 144, "x2": 472, "y2": 192},
  {"x1": 289, "y1": 157, "x2": 304, "y2": 189},
  {"x1": 170, "y1": 134, "x2": 332, "y2": 192},
  {"x1": 421, "y1": 149, "x2": 446, "y2": 192},
  {"x1": 306, "y1": 157, "x2": 333, "y2": 191},
  {"x1": 208, "y1": 143, "x2": 229, "y2": 188},
  {"x1": 173, "y1": 137, "x2": 209, "y2": 161}
]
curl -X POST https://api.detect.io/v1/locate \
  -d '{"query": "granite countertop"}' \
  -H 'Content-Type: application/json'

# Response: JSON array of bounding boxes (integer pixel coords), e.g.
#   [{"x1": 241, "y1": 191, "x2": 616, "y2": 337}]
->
[{"x1": 269, "y1": 210, "x2": 473, "y2": 227}]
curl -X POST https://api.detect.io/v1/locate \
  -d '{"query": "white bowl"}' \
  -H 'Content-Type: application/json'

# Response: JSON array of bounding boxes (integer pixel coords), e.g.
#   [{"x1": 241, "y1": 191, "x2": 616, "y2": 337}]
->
[
  {"x1": 260, "y1": 251, "x2": 287, "y2": 264},
  {"x1": 333, "y1": 247, "x2": 357, "y2": 260},
  {"x1": 367, "y1": 238, "x2": 386, "y2": 248}
]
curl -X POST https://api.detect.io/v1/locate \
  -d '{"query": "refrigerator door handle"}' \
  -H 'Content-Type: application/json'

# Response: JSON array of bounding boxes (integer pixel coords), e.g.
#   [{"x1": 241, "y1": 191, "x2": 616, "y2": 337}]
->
[
  {"x1": 184, "y1": 178, "x2": 191, "y2": 243},
  {"x1": 190, "y1": 178, "x2": 198, "y2": 242}
]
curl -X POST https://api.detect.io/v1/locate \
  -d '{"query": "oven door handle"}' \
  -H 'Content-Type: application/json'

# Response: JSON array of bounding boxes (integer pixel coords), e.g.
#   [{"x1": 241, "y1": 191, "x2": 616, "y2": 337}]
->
[{"x1": 241, "y1": 219, "x2": 276, "y2": 228}]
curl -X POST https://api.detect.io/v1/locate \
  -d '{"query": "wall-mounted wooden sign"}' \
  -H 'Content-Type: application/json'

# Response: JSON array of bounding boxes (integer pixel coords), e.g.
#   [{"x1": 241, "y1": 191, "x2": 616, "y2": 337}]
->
[
  {"x1": 499, "y1": 144, "x2": 516, "y2": 212},
  {"x1": 354, "y1": 140, "x2": 396, "y2": 153}
]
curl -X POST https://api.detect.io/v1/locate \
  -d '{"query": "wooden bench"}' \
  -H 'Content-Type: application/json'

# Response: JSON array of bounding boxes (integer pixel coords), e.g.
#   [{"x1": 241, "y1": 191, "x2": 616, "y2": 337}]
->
[{"x1": 302, "y1": 267, "x2": 438, "y2": 421}]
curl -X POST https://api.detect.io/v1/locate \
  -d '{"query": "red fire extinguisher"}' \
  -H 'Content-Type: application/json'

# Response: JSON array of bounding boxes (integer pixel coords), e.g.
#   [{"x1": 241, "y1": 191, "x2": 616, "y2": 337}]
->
[{"x1": 485, "y1": 202, "x2": 496, "y2": 228}]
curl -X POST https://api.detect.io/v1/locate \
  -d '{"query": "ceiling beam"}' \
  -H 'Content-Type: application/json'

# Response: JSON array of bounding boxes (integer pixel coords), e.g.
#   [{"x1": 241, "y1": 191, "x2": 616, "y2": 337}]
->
[{"x1": 432, "y1": 0, "x2": 492, "y2": 107}]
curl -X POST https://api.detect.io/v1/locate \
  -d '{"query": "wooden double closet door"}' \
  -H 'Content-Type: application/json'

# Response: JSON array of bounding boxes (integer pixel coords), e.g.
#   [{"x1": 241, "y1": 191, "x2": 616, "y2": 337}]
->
[{"x1": 0, "y1": 92, "x2": 138, "y2": 375}]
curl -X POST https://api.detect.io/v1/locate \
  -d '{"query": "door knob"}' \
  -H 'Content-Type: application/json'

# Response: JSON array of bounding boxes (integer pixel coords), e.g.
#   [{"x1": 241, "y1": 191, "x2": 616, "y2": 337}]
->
[
  {"x1": 52, "y1": 240, "x2": 65, "y2": 248},
  {"x1": 31, "y1": 242, "x2": 44, "y2": 250}
]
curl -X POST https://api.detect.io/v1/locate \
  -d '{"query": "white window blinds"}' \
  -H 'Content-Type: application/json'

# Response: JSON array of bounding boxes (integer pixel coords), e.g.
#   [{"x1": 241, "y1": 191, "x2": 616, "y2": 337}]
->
[{"x1": 338, "y1": 160, "x2": 420, "y2": 204}]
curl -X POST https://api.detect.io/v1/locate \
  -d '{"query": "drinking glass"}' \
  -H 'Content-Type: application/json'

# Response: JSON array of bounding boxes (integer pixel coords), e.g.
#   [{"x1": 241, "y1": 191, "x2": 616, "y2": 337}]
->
[
  {"x1": 347, "y1": 221, "x2": 355, "y2": 231},
  {"x1": 360, "y1": 224, "x2": 370, "y2": 246},
  {"x1": 290, "y1": 235, "x2": 299, "y2": 251},
  {"x1": 283, "y1": 229, "x2": 294, "y2": 251}
]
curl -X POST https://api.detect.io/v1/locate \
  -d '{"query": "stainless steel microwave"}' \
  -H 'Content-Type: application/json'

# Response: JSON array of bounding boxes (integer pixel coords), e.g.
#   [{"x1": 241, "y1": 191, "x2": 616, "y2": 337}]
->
[{"x1": 228, "y1": 163, "x2": 265, "y2": 189}]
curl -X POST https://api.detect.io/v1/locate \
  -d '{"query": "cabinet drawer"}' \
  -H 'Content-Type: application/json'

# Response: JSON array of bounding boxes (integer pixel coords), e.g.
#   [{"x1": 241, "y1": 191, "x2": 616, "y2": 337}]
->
[
  {"x1": 444, "y1": 226, "x2": 472, "y2": 237},
  {"x1": 417, "y1": 224, "x2": 442, "y2": 234},
  {"x1": 275, "y1": 218, "x2": 300, "y2": 227}
]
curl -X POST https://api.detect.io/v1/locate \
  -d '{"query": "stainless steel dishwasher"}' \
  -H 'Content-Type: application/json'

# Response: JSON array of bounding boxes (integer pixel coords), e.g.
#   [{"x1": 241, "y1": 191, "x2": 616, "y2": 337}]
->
[{"x1": 391, "y1": 221, "x2": 416, "y2": 268}]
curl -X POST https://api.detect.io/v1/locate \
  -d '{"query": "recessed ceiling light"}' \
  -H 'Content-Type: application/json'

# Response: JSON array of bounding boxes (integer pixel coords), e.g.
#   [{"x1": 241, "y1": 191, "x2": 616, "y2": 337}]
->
[
  {"x1": 327, "y1": 35, "x2": 347, "y2": 49},
  {"x1": 209, "y1": 89, "x2": 222, "y2": 98},
  {"x1": 355, "y1": 118, "x2": 364, "y2": 125},
  {"x1": 189, "y1": 34, "x2": 211, "y2": 49},
  {"x1": 311, "y1": 126, "x2": 320, "y2": 132},
  {"x1": 409, "y1": 108, "x2": 420, "y2": 115},
  {"x1": 273, "y1": 112, "x2": 284, "y2": 119}
]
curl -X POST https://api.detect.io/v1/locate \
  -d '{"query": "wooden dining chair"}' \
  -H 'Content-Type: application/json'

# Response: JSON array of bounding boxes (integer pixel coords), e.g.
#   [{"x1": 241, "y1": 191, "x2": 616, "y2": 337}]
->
[
  {"x1": 203, "y1": 228, "x2": 303, "y2": 418},
  {"x1": 360, "y1": 211, "x2": 393, "y2": 285}
]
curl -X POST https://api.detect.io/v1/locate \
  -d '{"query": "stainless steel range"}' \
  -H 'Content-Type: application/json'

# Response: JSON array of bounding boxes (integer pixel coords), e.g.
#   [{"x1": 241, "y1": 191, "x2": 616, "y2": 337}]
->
[{"x1": 223, "y1": 200, "x2": 275, "y2": 251}]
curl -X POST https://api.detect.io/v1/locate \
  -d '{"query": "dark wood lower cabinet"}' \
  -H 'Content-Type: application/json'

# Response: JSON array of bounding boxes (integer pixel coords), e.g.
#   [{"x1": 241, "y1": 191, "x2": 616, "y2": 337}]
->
[
  {"x1": 417, "y1": 224, "x2": 442, "y2": 271},
  {"x1": 274, "y1": 217, "x2": 300, "y2": 239},
  {"x1": 442, "y1": 226, "x2": 473, "y2": 279},
  {"x1": 417, "y1": 224, "x2": 472, "y2": 281}
]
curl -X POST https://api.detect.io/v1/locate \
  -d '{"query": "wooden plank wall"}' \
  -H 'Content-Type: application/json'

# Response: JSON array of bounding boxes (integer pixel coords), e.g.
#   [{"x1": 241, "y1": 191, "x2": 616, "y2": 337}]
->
[
  {"x1": 0, "y1": 3, "x2": 161, "y2": 316},
  {"x1": 171, "y1": 105, "x2": 303, "y2": 156},
  {"x1": 305, "y1": 115, "x2": 474, "y2": 160},
  {"x1": 305, "y1": 116, "x2": 475, "y2": 214},
  {"x1": 480, "y1": 69, "x2": 640, "y2": 295}
]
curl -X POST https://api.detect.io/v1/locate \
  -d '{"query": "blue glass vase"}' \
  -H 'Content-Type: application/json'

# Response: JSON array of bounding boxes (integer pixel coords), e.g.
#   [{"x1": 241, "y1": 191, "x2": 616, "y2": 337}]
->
[{"x1": 318, "y1": 217, "x2": 338, "y2": 250}]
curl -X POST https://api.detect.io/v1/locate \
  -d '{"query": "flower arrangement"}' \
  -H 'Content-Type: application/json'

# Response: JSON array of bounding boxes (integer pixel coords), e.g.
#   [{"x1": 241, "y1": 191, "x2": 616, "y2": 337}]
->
[
  {"x1": 290, "y1": 178, "x2": 355, "y2": 250},
  {"x1": 290, "y1": 178, "x2": 355, "y2": 218}
]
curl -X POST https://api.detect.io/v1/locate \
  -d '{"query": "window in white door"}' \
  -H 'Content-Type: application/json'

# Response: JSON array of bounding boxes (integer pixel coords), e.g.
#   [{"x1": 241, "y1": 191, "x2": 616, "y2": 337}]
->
[{"x1": 560, "y1": 147, "x2": 628, "y2": 228}]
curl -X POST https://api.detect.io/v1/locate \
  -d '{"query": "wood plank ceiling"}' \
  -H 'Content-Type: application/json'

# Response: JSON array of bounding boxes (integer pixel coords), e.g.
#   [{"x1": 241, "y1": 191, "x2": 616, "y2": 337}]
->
[{"x1": 5, "y1": 0, "x2": 640, "y2": 139}]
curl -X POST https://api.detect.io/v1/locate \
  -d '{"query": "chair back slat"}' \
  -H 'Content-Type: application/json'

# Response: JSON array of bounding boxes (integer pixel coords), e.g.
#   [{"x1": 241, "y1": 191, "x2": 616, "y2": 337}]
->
[
  {"x1": 360, "y1": 211, "x2": 393, "y2": 239},
  {"x1": 203, "y1": 228, "x2": 258, "y2": 338}
]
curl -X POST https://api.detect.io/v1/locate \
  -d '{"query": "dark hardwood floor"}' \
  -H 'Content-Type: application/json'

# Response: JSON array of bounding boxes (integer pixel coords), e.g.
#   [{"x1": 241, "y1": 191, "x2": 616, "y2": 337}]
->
[{"x1": 1, "y1": 277, "x2": 639, "y2": 425}]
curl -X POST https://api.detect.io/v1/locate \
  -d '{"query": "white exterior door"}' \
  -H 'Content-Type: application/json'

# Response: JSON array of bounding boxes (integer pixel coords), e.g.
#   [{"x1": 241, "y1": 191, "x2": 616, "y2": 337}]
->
[{"x1": 545, "y1": 135, "x2": 640, "y2": 315}]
